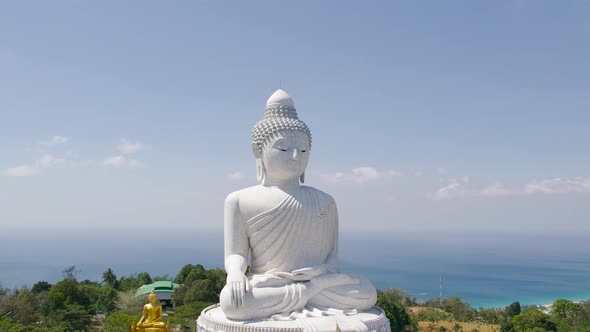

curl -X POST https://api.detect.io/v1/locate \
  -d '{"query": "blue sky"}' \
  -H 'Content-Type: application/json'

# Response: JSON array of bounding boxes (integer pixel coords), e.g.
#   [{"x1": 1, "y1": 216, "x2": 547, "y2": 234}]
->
[{"x1": 1, "y1": 1, "x2": 589, "y2": 233}]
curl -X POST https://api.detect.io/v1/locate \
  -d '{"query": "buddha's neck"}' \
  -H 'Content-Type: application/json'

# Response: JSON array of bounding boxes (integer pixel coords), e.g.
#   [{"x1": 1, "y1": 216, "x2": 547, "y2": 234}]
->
[{"x1": 263, "y1": 177, "x2": 301, "y2": 192}]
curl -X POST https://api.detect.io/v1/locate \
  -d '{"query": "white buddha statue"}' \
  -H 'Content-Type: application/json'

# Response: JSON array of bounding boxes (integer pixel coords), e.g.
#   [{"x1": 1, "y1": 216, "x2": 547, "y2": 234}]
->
[{"x1": 219, "y1": 89, "x2": 377, "y2": 321}]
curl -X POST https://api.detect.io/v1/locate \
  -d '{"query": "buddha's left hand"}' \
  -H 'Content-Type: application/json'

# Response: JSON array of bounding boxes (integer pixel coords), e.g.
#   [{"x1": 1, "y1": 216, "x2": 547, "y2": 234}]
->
[{"x1": 274, "y1": 265, "x2": 328, "y2": 281}]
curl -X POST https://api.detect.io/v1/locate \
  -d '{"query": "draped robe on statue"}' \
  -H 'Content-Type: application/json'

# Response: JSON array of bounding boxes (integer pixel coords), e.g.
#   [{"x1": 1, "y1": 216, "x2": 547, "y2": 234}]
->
[{"x1": 220, "y1": 186, "x2": 376, "y2": 320}]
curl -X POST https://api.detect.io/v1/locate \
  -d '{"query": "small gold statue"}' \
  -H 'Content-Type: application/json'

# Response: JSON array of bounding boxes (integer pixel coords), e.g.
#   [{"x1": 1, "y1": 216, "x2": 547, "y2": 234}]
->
[{"x1": 131, "y1": 290, "x2": 170, "y2": 332}]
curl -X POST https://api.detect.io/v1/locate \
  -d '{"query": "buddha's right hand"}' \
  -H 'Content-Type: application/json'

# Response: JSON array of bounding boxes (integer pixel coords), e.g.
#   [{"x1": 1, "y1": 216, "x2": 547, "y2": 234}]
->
[{"x1": 226, "y1": 271, "x2": 250, "y2": 308}]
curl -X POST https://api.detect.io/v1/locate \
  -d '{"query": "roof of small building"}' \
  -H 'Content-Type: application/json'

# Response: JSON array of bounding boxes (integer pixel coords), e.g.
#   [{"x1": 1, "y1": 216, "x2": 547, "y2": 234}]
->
[{"x1": 135, "y1": 281, "x2": 180, "y2": 297}]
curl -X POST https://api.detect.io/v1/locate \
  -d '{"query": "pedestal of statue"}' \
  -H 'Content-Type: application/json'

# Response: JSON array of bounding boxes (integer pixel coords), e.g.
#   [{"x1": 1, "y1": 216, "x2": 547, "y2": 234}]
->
[{"x1": 196, "y1": 304, "x2": 391, "y2": 332}]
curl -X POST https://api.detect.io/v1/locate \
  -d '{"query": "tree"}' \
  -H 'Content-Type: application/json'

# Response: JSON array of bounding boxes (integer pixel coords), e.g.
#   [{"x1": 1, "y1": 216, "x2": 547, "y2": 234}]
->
[
  {"x1": 104, "y1": 312, "x2": 136, "y2": 332},
  {"x1": 511, "y1": 308, "x2": 556, "y2": 332},
  {"x1": 551, "y1": 299, "x2": 581, "y2": 320},
  {"x1": 62, "y1": 265, "x2": 80, "y2": 280},
  {"x1": 137, "y1": 272, "x2": 153, "y2": 286},
  {"x1": 505, "y1": 302, "x2": 521, "y2": 318},
  {"x1": 102, "y1": 268, "x2": 119, "y2": 289},
  {"x1": 416, "y1": 308, "x2": 451, "y2": 324},
  {"x1": 31, "y1": 281, "x2": 52, "y2": 294},
  {"x1": 376, "y1": 289, "x2": 417, "y2": 332},
  {"x1": 441, "y1": 297, "x2": 475, "y2": 322},
  {"x1": 98, "y1": 285, "x2": 119, "y2": 314},
  {"x1": 551, "y1": 299, "x2": 587, "y2": 331}
]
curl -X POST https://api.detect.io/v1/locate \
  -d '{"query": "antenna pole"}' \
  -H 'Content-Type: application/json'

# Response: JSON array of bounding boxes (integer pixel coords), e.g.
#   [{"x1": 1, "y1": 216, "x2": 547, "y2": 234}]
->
[{"x1": 439, "y1": 273, "x2": 443, "y2": 306}]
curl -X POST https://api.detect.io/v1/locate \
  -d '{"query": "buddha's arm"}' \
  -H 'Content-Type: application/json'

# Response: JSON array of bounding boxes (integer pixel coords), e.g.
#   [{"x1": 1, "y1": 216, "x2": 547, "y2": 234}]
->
[
  {"x1": 325, "y1": 201, "x2": 340, "y2": 273},
  {"x1": 137, "y1": 305, "x2": 148, "y2": 325},
  {"x1": 223, "y1": 192, "x2": 250, "y2": 307},
  {"x1": 154, "y1": 306, "x2": 163, "y2": 322}
]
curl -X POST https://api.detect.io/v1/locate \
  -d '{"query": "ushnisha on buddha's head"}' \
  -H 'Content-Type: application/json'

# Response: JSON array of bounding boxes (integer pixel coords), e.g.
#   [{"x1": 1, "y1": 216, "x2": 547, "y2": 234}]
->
[{"x1": 252, "y1": 89, "x2": 311, "y2": 185}]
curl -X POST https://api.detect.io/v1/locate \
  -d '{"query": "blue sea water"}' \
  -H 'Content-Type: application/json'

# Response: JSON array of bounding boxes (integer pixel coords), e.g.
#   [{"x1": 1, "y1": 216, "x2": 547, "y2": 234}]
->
[{"x1": 1, "y1": 229, "x2": 589, "y2": 308}]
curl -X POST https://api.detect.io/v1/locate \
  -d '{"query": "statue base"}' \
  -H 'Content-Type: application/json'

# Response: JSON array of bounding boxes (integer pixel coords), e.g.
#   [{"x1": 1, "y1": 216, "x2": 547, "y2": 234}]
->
[{"x1": 196, "y1": 304, "x2": 391, "y2": 332}]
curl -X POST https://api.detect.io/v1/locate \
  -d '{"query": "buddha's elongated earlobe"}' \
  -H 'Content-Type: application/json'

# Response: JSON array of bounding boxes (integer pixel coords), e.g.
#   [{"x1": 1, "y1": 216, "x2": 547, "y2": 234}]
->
[
  {"x1": 300, "y1": 172, "x2": 305, "y2": 184},
  {"x1": 256, "y1": 159, "x2": 266, "y2": 184}
]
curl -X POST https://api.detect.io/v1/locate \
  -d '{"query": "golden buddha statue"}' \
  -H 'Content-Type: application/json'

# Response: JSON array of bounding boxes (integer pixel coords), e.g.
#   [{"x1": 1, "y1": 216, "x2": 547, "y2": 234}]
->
[{"x1": 131, "y1": 290, "x2": 170, "y2": 332}]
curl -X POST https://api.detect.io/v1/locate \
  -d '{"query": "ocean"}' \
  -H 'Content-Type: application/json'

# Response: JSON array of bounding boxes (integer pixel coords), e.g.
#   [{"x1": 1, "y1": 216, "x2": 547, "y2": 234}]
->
[{"x1": 1, "y1": 229, "x2": 589, "y2": 308}]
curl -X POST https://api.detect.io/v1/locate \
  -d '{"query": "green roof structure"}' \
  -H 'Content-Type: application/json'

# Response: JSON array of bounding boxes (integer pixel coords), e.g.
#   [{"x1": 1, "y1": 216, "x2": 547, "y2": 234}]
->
[{"x1": 135, "y1": 281, "x2": 180, "y2": 297}]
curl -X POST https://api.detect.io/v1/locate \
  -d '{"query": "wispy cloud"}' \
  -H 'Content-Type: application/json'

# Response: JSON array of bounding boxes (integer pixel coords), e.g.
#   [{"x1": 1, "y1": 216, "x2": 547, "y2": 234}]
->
[
  {"x1": 525, "y1": 178, "x2": 590, "y2": 194},
  {"x1": 319, "y1": 167, "x2": 401, "y2": 184},
  {"x1": 103, "y1": 139, "x2": 146, "y2": 169},
  {"x1": 3, "y1": 154, "x2": 65, "y2": 177},
  {"x1": 431, "y1": 176, "x2": 472, "y2": 200},
  {"x1": 117, "y1": 140, "x2": 144, "y2": 155},
  {"x1": 103, "y1": 156, "x2": 144, "y2": 169},
  {"x1": 226, "y1": 171, "x2": 244, "y2": 181},
  {"x1": 38, "y1": 136, "x2": 69, "y2": 146},
  {"x1": 431, "y1": 176, "x2": 590, "y2": 200}
]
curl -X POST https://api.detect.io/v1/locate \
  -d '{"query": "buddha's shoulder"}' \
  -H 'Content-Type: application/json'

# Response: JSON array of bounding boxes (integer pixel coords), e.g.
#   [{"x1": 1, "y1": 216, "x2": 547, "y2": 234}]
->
[
  {"x1": 225, "y1": 186, "x2": 260, "y2": 206},
  {"x1": 225, "y1": 185, "x2": 284, "y2": 206},
  {"x1": 300, "y1": 185, "x2": 336, "y2": 206},
  {"x1": 225, "y1": 185, "x2": 336, "y2": 207}
]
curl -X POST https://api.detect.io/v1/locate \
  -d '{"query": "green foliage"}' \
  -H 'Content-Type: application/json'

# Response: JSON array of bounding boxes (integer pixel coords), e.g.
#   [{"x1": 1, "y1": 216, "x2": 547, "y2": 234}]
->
[
  {"x1": 416, "y1": 308, "x2": 452, "y2": 323},
  {"x1": 550, "y1": 299, "x2": 590, "y2": 331},
  {"x1": 511, "y1": 308, "x2": 556, "y2": 332},
  {"x1": 551, "y1": 299, "x2": 581, "y2": 320},
  {"x1": 138, "y1": 272, "x2": 153, "y2": 285},
  {"x1": 376, "y1": 289, "x2": 417, "y2": 331},
  {"x1": 60, "y1": 304, "x2": 93, "y2": 331},
  {"x1": 168, "y1": 301, "x2": 212, "y2": 331},
  {"x1": 98, "y1": 285, "x2": 119, "y2": 314},
  {"x1": 172, "y1": 264, "x2": 226, "y2": 306},
  {"x1": 505, "y1": 302, "x2": 522, "y2": 318},
  {"x1": 102, "y1": 268, "x2": 119, "y2": 290},
  {"x1": 153, "y1": 274, "x2": 171, "y2": 281},
  {"x1": 118, "y1": 271, "x2": 153, "y2": 292},
  {"x1": 104, "y1": 311, "x2": 136, "y2": 332},
  {"x1": 6, "y1": 263, "x2": 590, "y2": 332},
  {"x1": 9, "y1": 288, "x2": 40, "y2": 325},
  {"x1": 441, "y1": 297, "x2": 476, "y2": 322},
  {"x1": 477, "y1": 308, "x2": 504, "y2": 324},
  {"x1": 31, "y1": 281, "x2": 52, "y2": 294}
]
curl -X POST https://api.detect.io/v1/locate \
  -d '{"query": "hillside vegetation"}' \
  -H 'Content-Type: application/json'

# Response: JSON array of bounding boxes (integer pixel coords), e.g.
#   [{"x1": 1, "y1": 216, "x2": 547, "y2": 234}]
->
[{"x1": 1, "y1": 265, "x2": 589, "y2": 332}]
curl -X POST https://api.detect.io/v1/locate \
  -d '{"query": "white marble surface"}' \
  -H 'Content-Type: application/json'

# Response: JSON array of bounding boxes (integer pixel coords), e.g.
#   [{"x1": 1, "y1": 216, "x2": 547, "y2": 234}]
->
[
  {"x1": 197, "y1": 305, "x2": 391, "y2": 332},
  {"x1": 216, "y1": 90, "x2": 381, "y2": 328}
]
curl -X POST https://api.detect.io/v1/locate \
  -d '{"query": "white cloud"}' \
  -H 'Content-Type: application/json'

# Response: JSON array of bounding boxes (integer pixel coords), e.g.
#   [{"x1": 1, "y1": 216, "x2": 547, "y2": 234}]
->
[
  {"x1": 479, "y1": 183, "x2": 517, "y2": 197},
  {"x1": 103, "y1": 156, "x2": 144, "y2": 169},
  {"x1": 3, "y1": 154, "x2": 65, "y2": 177},
  {"x1": 525, "y1": 178, "x2": 590, "y2": 194},
  {"x1": 319, "y1": 166, "x2": 401, "y2": 184},
  {"x1": 431, "y1": 175, "x2": 590, "y2": 200},
  {"x1": 39, "y1": 136, "x2": 69, "y2": 146},
  {"x1": 226, "y1": 171, "x2": 244, "y2": 181},
  {"x1": 117, "y1": 140, "x2": 144, "y2": 154},
  {"x1": 431, "y1": 176, "x2": 471, "y2": 200},
  {"x1": 4, "y1": 164, "x2": 40, "y2": 177}
]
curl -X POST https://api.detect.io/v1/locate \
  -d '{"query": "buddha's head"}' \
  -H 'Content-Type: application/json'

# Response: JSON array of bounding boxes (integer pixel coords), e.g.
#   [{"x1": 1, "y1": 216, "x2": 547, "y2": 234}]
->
[
  {"x1": 148, "y1": 290, "x2": 159, "y2": 305},
  {"x1": 252, "y1": 89, "x2": 311, "y2": 185}
]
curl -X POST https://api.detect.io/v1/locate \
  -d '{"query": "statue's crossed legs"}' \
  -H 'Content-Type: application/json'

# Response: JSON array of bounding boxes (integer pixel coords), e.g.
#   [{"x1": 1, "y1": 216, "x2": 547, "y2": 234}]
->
[{"x1": 220, "y1": 273, "x2": 377, "y2": 321}]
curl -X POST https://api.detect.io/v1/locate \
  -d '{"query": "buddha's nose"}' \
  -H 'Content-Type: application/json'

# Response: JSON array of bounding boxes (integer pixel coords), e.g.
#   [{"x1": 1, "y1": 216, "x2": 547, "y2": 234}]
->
[{"x1": 291, "y1": 149, "x2": 299, "y2": 159}]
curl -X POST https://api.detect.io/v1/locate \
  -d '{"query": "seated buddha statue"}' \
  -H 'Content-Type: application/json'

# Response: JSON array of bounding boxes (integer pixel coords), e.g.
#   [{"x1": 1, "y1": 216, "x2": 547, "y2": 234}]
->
[
  {"x1": 132, "y1": 290, "x2": 170, "y2": 332},
  {"x1": 219, "y1": 89, "x2": 377, "y2": 321}
]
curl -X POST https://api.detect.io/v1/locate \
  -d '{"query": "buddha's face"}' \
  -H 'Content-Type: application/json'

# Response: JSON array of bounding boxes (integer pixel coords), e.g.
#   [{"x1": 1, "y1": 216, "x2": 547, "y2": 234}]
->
[
  {"x1": 149, "y1": 293, "x2": 157, "y2": 305},
  {"x1": 260, "y1": 130, "x2": 310, "y2": 182}
]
